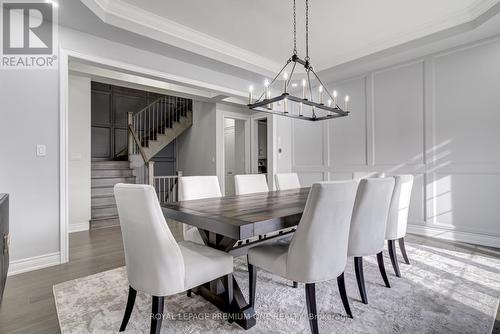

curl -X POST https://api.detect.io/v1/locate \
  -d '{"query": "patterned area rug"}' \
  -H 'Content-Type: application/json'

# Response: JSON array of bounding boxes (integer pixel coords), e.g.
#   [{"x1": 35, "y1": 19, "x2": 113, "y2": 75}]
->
[{"x1": 53, "y1": 242, "x2": 500, "y2": 333}]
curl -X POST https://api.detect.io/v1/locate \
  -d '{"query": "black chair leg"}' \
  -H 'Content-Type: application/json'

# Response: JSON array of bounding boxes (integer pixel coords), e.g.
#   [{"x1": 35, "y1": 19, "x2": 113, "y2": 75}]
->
[
  {"x1": 337, "y1": 272, "x2": 353, "y2": 319},
  {"x1": 388, "y1": 240, "x2": 401, "y2": 277},
  {"x1": 150, "y1": 296, "x2": 164, "y2": 334},
  {"x1": 377, "y1": 252, "x2": 391, "y2": 288},
  {"x1": 224, "y1": 273, "x2": 234, "y2": 305},
  {"x1": 248, "y1": 262, "x2": 257, "y2": 308},
  {"x1": 305, "y1": 283, "x2": 319, "y2": 334},
  {"x1": 354, "y1": 257, "x2": 368, "y2": 304},
  {"x1": 186, "y1": 289, "x2": 192, "y2": 297},
  {"x1": 399, "y1": 237, "x2": 410, "y2": 264},
  {"x1": 119, "y1": 286, "x2": 137, "y2": 332},
  {"x1": 293, "y1": 281, "x2": 298, "y2": 288}
]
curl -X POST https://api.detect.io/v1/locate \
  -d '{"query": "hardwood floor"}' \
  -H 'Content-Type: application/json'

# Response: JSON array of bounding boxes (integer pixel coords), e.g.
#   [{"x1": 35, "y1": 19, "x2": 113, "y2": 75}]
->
[{"x1": 0, "y1": 227, "x2": 498, "y2": 333}]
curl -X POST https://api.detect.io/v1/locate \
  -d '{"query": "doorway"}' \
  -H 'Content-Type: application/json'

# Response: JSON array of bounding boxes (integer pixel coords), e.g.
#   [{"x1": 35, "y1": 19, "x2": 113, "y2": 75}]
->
[
  {"x1": 224, "y1": 118, "x2": 246, "y2": 195},
  {"x1": 257, "y1": 119, "x2": 268, "y2": 175}
]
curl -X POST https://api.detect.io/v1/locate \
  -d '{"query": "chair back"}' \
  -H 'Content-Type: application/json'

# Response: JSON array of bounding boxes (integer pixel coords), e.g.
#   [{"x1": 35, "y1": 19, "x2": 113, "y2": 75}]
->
[
  {"x1": 385, "y1": 175, "x2": 414, "y2": 240},
  {"x1": 348, "y1": 178, "x2": 395, "y2": 257},
  {"x1": 275, "y1": 173, "x2": 301, "y2": 191},
  {"x1": 352, "y1": 171, "x2": 385, "y2": 181},
  {"x1": 287, "y1": 181, "x2": 358, "y2": 283},
  {"x1": 114, "y1": 184, "x2": 185, "y2": 296},
  {"x1": 178, "y1": 176, "x2": 222, "y2": 201},
  {"x1": 234, "y1": 174, "x2": 269, "y2": 195}
]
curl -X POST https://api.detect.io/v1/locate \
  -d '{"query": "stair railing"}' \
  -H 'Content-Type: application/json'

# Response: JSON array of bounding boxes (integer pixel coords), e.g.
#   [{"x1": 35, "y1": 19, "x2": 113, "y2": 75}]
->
[
  {"x1": 128, "y1": 112, "x2": 154, "y2": 185},
  {"x1": 152, "y1": 171, "x2": 182, "y2": 204},
  {"x1": 130, "y1": 95, "x2": 189, "y2": 149}
]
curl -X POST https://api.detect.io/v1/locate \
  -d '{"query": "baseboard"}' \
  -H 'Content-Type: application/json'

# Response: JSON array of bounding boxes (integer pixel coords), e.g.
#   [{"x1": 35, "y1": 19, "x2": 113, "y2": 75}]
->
[
  {"x1": 69, "y1": 221, "x2": 90, "y2": 233},
  {"x1": 407, "y1": 224, "x2": 500, "y2": 248},
  {"x1": 8, "y1": 252, "x2": 61, "y2": 276}
]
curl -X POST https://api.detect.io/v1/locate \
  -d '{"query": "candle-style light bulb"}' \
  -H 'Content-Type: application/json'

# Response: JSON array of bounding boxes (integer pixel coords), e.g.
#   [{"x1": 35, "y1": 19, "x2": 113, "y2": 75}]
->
[
  {"x1": 344, "y1": 95, "x2": 350, "y2": 110},
  {"x1": 302, "y1": 79, "x2": 307, "y2": 99},
  {"x1": 333, "y1": 90, "x2": 338, "y2": 108},
  {"x1": 328, "y1": 99, "x2": 332, "y2": 107},
  {"x1": 283, "y1": 72, "x2": 288, "y2": 94},
  {"x1": 248, "y1": 85, "x2": 253, "y2": 104},
  {"x1": 319, "y1": 86, "x2": 324, "y2": 104},
  {"x1": 264, "y1": 79, "x2": 272, "y2": 110},
  {"x1": 284, "y1": 98, "x2": 288, "y2": 113}
]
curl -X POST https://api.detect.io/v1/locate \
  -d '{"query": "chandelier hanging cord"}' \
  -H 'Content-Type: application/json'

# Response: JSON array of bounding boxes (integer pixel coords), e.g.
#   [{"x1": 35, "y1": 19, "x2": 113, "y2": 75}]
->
[
  {"x1": 305, "y1": 0, "x2": 310, "y2": 61},
  {"x1": 293, "y1": 0, "x2": 297, "y2": 55}
]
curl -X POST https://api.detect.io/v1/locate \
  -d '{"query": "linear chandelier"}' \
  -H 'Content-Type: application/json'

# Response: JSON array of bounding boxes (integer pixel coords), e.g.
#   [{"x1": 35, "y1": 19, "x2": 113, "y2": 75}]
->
[{"x1": 248, "y1": 0, "x2": 350, "y2": 121}]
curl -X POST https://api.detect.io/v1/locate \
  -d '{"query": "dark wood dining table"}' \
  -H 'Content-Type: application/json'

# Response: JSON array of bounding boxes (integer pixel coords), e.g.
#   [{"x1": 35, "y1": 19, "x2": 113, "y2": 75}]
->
[{"x1": 161, "y1": 187, "x2": 310, "y2": 330}]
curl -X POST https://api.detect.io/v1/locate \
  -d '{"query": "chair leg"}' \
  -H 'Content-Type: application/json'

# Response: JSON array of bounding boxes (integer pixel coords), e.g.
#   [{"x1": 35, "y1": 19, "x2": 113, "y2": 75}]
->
[
  {"x1": 150, "y1": 296, "x2": 164, "y2": 334},
  {"x1": 305, "y1": 283, "x2": 319, "y2": 334},
  {"x1": 119, "y1": 286, "x2": 137, "y2": 332},
  {"x1": 354, "y1": 257, "x2": 368, "y2": 304},
  {"x1": 293, "y1": 281, "x2": 298, "y2": 288},
  {"x1": 377, "y1": 251, "x2": 391, "y2": 288},
  {"x1": 399, "y1": 237, "x2": 410, "y2": 265},
  {"x1": 225, "y1": 273, "x2": 234, "y2": 305},
  {"x1": 337, "y1": 272, "x2": 353, "y2": 318},
  {"x1": 186, "y1": 289, "x2": 192, "y2": 297},
  {"x1": 388, "y1": 240, "x2": 401, "y2": 277},
  {"x1": 248, "y1": 262, "x2": 257, "y2": 308}
]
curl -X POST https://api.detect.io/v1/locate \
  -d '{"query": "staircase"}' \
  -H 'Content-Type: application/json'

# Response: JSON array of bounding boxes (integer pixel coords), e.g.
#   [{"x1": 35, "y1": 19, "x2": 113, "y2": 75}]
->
[
  {"x1": 90, "y1": 95, "x2": 193, "y2": 229},
  {"x1": 91, "y1": 161, "x2": 135, "y2": 229}
]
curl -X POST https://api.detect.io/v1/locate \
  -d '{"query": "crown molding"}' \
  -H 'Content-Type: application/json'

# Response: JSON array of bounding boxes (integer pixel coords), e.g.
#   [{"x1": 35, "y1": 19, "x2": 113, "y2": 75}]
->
[
  {"x1": 80, "y1": 0, "x2": 279, "y2": 77},
  {"x1": 80, "y1": 0, "x2": 500, "y2": 76},
  {"x1": 315, "y1": 0, "x2": 500, "y2": 71}
]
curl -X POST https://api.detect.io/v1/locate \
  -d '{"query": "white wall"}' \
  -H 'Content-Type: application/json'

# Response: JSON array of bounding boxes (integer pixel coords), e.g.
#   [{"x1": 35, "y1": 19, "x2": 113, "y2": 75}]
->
[
  {"x1": 0, "y1": 23, "x2": 265, "y2": 273},
  {"x1": 68, "y1": 75, "x2": 91, "y2": 233},
  {"x1": 289, "y1": 36, "x2": 500, "y2": 247},
  {"x1": 0, "y1": 69, "x2": 61, "y2": 273},
  {"x1": 177, "y1": 101, "x2": 217, "y2": 176}
]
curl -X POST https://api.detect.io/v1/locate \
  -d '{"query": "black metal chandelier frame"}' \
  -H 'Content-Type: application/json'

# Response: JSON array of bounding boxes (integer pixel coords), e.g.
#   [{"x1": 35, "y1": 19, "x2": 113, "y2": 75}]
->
[{"x1": 247, "y1": 0, "x2": 349, "y2": 121}]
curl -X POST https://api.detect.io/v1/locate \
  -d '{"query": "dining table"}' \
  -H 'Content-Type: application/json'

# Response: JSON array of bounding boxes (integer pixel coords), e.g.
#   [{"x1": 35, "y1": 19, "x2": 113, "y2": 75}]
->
[{"x1": 161, "y1": 187, "x2": 310, "y2": 330}]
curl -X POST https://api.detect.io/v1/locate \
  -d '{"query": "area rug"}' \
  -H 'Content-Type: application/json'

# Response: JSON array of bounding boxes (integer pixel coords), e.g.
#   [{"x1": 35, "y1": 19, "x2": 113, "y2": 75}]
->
[{"x1": 53, "y1": 242, "x2": 500, "y2": 333}]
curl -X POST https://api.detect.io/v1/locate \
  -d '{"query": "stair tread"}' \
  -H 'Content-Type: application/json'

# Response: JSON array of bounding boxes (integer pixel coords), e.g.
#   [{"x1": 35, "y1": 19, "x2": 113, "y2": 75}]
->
[
  {"x1": 92, "y1": 204, "x2": 117, "y2": 210},
  {"x1": 91, "y1": 176, "x2": 135, "y2": 180},
  {"x1": 91, "y1": 194, "x2": 115, "y2": 199},
  {"x1": 91, "y1": 215, "x2": 119, "y2": 221}
]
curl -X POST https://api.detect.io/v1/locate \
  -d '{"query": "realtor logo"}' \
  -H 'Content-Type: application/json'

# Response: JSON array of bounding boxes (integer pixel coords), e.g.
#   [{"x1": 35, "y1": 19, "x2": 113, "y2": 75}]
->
[{"x1": 1, "y1": 0, "x2": 58, "y2": 69}]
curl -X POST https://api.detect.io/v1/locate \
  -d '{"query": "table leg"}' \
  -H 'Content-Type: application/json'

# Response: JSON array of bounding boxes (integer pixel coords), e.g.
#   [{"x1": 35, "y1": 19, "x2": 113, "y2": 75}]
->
[{"x1": 193, "y1": 230, "x2": 257, "y2": 330}]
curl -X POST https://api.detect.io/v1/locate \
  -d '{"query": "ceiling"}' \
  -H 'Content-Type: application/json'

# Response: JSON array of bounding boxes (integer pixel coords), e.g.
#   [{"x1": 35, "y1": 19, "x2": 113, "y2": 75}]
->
[{"x1": 81, "y1": 0, "x2": 500, "y2": 75}]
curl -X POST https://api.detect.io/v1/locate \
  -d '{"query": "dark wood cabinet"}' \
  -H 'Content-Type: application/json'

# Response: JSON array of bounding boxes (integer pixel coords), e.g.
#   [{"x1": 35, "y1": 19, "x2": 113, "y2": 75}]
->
[{"x1": 0, "y1": 194, "x2": 9, "y2": 303}]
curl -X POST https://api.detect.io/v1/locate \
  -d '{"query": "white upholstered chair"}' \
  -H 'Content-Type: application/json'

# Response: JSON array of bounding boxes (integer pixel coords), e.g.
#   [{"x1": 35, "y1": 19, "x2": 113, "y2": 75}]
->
[
  {"x1": 385, "y1": 175, "x2": 414, "y2": 277},
  {"x1": 234, "y1": 174, "x2": 269, "y2": 195},
  {"x1": 348, "y1": 177, "x2": 395, "y2": 304},
  {"x1": 352, "y1": 171, "x2": 385, "y2": 181},
  {"x1": 178, "y1": 176, "x2": 222, "y2": 244},
  {"x1": 114, "y1": 184, "x2": 233, "y2": 334},
  {"x1": 248, "y1": 181, "x2": 359, "y2": 333},
  {"x1": 275, "y1": 173, "x2": 301, "y2": 191}
]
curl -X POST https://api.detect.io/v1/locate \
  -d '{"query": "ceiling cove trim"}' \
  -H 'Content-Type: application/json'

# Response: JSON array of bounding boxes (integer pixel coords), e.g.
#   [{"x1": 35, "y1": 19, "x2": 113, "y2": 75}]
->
[
  {"x1": 81, "y1": 0, "x2": 499, "y2": 75},
  {"x1": 80, "y1": 0, "x2": 280, "y2": 77},
  {"x1": 314, "y1": 0, "x2": 500, "y2": 71}
]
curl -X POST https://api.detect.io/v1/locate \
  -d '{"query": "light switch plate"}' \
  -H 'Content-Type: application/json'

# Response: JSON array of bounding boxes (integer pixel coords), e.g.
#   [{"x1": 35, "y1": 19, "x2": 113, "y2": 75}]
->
[{"x1": 36, "y1": 144, "x2": 46, "y2": 157}]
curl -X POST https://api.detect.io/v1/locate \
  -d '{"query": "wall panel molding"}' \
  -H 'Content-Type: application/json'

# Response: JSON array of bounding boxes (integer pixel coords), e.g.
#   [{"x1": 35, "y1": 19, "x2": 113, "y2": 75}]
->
[{"x1": 290, "y1": 36, "x2": 500, "y2": 247}]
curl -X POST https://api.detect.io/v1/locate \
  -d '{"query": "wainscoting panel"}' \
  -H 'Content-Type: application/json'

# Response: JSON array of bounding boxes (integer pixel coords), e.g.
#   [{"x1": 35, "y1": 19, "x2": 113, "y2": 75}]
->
[
  {"x1": 433, "y1": 39, "x2": 500, "y2": 165},
  {"x1": 329, "y1": 77, "x2": 367, "y2": 166},
  {"x1": 372, "y1": 61, "x2": 424, "y2": 166},
  {"x1": 292, "y1": 121, "x2": 324, "y2": 167},
  {"x1": 289, "y1": 36, "x2": 500, "y2": 247}
]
